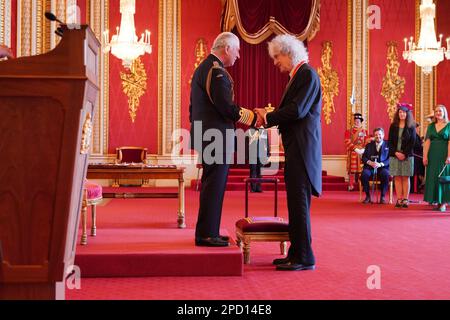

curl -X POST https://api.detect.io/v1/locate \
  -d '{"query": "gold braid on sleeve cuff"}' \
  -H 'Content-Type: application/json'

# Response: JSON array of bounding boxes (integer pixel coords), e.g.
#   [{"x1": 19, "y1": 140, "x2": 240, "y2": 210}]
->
[{"x1": 238, "y1": 108, "x2": 256, "y2": 126}]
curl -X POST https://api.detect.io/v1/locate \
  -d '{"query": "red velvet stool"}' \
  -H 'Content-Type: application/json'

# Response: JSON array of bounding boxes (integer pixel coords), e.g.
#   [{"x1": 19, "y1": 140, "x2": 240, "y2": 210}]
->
[
  {"x1": 235, "y1": 178, "x2": 289, "y2": 264},
  {"x1": 81, "y1": 180, "x2": 103, "y2": 245}
]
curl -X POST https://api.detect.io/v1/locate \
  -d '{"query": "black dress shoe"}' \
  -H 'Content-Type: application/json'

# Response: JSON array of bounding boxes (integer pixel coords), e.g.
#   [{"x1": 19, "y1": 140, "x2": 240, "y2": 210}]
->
[
  {"x1": 219, "y1": 235, "x2": 230, "y2": 241},
  {"x1": 362, "y1": 196, "x2": 372, "y2": 204},
  {"x1": 276, "y1": 262, "x2": 316, "y2": 271},
  {"x1": 195, "y1": 237, "x2": 229, "y2": 247},
  {"x1": 379, "y1": 197, "x2": 387, "y2": 204},
  {"x1": 272, "y1": 257, "x2": 290, "y2": 265}
]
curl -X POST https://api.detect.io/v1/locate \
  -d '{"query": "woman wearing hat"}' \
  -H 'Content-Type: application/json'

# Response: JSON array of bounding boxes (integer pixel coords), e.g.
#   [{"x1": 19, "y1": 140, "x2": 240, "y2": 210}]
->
[
  {"x1": 344, "y1": 113, "x2": 370, "y2": 191},
  {"x1": 388, "y1": 103, "x2": 417, "y2": 208},
  {"x1": 423, "y1": 105, "x2": 450, "y2": 212}
]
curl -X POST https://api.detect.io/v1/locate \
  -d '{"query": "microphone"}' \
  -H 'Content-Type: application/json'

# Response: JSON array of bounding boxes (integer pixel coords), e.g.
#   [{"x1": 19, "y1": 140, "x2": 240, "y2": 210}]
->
[
  {"x1": 45, "y1": 12, "x2": 65, "y2": 25},
  {"x1": 45, "y1": 12, "x2": 65, "y2": 37}
]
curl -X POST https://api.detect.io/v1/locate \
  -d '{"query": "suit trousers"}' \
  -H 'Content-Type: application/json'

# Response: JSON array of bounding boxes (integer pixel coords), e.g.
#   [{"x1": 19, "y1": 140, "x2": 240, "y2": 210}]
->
[
  {"x1": 284, "y1": 140, "x2": 316, "y2": 265},
  {"x1": 195, "y1": 156, "x2": 230, "y2": 239},
  {"x1": 360, "y1": 167, "x2": 389, "y2": 198}
]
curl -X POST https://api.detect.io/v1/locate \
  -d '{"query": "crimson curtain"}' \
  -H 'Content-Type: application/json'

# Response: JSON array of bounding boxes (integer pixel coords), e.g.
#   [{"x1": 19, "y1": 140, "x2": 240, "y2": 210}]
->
[
  {"x1": 236, "y1": 0, "x2": 313, "y2": 34},
  {"x1": 226, "y1": 0, "x2": 313, "y2": 110},
  {"x1": 228, "y1": 33, "x2": 289, "y2": 109}
]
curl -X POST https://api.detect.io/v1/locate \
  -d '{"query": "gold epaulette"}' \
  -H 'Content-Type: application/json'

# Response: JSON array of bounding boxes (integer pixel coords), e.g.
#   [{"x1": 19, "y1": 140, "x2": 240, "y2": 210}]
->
[
  {"x1": 238, "y1": 108, "x2": 255, "y2": 126},
  {"x1": 206, "y1": 61, "x2": 226, "y2": 104}
]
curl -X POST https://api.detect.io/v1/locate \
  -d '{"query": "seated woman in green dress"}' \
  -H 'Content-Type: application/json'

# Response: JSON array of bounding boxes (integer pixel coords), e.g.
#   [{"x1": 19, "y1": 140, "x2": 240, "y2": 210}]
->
[{"x1": 423, "y1": 105, "x2": 450, "y2": 212}]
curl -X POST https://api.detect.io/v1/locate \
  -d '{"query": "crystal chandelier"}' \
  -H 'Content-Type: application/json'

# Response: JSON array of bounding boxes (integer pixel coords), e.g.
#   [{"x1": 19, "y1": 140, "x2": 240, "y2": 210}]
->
[
  {"x1": 103, "y1": 0, "x2": 152, "y2": 69},
  {"x1": 403, "y1": 0, "x2": 450, "y2": 75}
]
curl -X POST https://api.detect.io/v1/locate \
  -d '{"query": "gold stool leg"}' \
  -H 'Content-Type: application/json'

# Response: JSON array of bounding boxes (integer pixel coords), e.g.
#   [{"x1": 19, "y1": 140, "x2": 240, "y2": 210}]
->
[
  {"x1": 81, "y1": 201, "x2": 88, "y2": 245},
  {"x1": 243, "y1": 241, "x2": 251, "y2": 264},
  {"x1": 91, "y1": 204, "x2": 97, "y2": 236},
  {"x1": 280, "y1": 241, "x2": 287, "y2": 255}
]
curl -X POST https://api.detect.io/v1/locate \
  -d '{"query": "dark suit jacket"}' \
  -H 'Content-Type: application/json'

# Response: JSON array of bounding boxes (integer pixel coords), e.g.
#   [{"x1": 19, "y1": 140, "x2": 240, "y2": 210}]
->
[
  {"x1": 266, "y1": 63, "x2": 322, "y2": 196},
  {"x1": 388, "y1": 125, "x2": 416, "y2": 158},
  {"x1": 362, "y1": 141, "x2": 390, "y2": 170},
  {"x1": 189, "y1": 54, "x2": 241, "y2": 155}
]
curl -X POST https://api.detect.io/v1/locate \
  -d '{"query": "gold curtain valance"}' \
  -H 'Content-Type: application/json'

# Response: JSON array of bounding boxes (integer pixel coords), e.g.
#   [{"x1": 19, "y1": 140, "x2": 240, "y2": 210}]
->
[{"x1": 221, "y1": 0, "x2": 320, "y2": 44}]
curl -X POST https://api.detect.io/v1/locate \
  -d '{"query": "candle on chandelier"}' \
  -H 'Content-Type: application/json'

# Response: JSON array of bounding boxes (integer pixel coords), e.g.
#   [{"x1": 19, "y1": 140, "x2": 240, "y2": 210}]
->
[
  {"x1": 404, "y1": 38, "x2": 408, "y2": 51},
  {"x1": 103, "y1": 30, "x2": 109, "y2": 45}
]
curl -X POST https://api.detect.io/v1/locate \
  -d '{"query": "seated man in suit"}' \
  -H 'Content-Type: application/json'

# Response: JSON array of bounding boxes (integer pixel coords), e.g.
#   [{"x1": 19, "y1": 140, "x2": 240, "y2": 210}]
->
[{"x1": 361, "y1": 127, "x2": 390, "y2": 204}]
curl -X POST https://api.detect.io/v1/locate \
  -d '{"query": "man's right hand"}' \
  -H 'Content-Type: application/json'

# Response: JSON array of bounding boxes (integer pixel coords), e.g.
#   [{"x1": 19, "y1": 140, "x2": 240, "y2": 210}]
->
[
  {"x1": 0, "y1": 45, "x2": 14, "y2": 59},
  {"x1": 254, "y1": 112, "x2": 264, "y2": 128}
]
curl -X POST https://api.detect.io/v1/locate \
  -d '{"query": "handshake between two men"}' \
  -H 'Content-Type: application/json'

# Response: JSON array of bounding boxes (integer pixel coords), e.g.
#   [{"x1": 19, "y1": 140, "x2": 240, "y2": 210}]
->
[{"x1": 252, "y1": 104, "x2": 275, "y2": 129}]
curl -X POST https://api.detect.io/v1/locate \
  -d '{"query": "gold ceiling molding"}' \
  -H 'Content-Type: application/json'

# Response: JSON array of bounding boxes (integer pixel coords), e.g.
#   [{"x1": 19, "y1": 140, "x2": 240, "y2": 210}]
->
[
  {"x1": 318, "y1": 41, "x2": 339, "y2": 125},
  {"x1": 381, "y1": 42, "x2": 405, "y2": 121},
  {"x1": 221, "y1": 0, "x2": 320, "y2": 44},
  {"x1": 120, "y1": 57, "x2": 148, "y2": 123}
]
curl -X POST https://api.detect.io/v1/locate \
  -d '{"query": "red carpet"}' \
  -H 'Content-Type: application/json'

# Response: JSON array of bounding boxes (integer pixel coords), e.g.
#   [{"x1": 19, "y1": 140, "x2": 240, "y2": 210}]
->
[
  {"x1": 68, "y1": 190, "x2": 450, "y2": 300},
  {"x1": 75, "y1": 196, "x2": 242, "y2": 277}
]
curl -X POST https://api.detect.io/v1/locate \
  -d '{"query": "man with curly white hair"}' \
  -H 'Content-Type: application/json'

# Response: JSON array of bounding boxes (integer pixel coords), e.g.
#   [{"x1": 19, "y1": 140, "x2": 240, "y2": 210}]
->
[{"x1": 256, "y1": 34, "x2": 322, "y2": 271}]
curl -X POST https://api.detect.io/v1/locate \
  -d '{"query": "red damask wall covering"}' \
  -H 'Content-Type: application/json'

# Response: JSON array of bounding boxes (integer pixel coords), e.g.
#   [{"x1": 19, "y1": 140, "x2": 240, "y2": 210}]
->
[
  {"x1": 309, "y1": 0, "x2": 348, "y2": 155},
  {"x1": 369, "y1": 0, "x2": 415, "y2": 132},
  {"x1": 108, "y1": 0, "x2": 159, "y2": 154},
  {"x1": 180, "y1": 0, "x2": 223, "y2": 132}
]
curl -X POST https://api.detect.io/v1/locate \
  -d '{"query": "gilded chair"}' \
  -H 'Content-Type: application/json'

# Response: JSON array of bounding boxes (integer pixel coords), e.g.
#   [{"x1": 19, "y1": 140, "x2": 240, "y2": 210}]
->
[{"x1": 114, "y1": 146, "x2": 148, "y2": 186}]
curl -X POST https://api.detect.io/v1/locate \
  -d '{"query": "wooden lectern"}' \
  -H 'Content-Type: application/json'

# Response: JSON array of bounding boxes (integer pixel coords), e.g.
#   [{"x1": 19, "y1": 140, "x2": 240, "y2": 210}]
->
[{"x1": 0, "y1": 25, "x2": 100, "y2": 300}]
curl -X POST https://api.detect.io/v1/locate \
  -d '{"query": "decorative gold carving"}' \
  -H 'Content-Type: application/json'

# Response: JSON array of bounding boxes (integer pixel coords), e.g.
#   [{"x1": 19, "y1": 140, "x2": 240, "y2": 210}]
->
[
  {"x1": 189, "y1": 38, "x2": 208, "y2": 85},
  {"x1": 120, "y1": 57, "x2": 148, "y2": 123},
  {"x1": 222, "y1": 0, "x2": 320, "y2": 44},
  {"x1": 381, "y1": 42, "x2": 406, "y2": 121},
  {"x1": 318, "y1": 41, "x2": 339, "y2": 125},
  {"x1": 81, "y1": 113, "x2": 93, "y2": 154}
]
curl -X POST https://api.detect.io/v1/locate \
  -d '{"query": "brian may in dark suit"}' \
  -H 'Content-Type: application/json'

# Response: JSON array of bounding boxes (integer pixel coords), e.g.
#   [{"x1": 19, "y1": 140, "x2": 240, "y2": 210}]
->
[
  {"x1": 190, "y1": 32, "x2": 261, "y2": 247},
  {"x1": 255, "y1": 35, "x2": 322, "y2": 271},
  {"x1": 360, "y1": 128, "x2": 390, "y2": 204}
]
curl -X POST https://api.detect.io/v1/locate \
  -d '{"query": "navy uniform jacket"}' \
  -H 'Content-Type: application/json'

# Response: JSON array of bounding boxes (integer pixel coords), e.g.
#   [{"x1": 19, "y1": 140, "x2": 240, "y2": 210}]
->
[
  {"x1": 266, "y1": 63, "x2": 323, "y2": 196},
  {"x1": 189, "y1": 54, "x2": 255, "y2": 155},
  {"x1": 362, "y1": 141, "x2": 390, "y2": 170}
]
